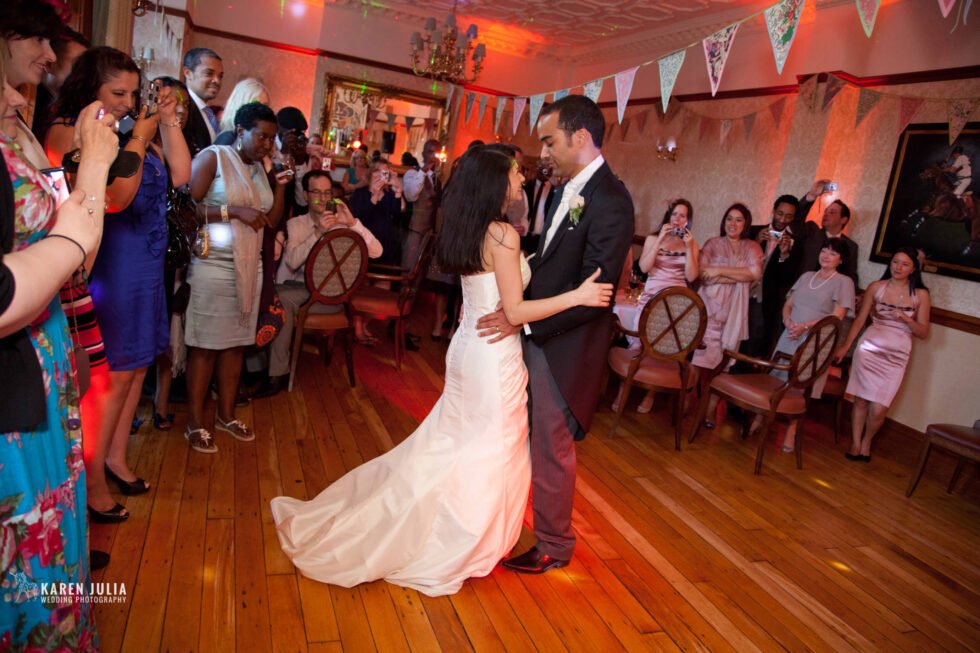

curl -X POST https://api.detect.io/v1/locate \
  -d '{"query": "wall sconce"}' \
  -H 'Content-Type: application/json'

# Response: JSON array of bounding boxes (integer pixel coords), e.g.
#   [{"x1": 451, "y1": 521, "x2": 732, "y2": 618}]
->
[{"x1": 657, "y1": 137, "x2": 678, "y2": 162}]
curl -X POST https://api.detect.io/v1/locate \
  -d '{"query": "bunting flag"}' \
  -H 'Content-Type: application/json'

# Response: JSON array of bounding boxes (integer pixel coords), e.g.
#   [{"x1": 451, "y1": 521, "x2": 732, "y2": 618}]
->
[
  {"x1": 658, "y1": 51, "x2": 685, "y2": 113},
  {"x1": 719, "y1": 119, "x2": 733, "y2": 146},
  {"x1": 584, "y1": 79, "x2": 603, "y2": 103},
  {"x1": 405, "y1": 116, "x2": 415, "y2": 131},
  {"x1": 494, "y1": 96, "x2": 507, "y2": 134},
  {"x1": 765, "y1": 0, "x2": 805, "y2": 75},
  {"x1": 512, "y1": 97, "x2": 527, "y2": 135},
  {"x1": 614, "y1": 66, "x2": 639, "y2": 124},
  {"x1": 476, "y1": 94, "x2": 489, "y2": 128},
  {"x1": 702, "y1": 23, "x2": 739, "y2": 97},
  {"x1": 464, "y1": 92, "x2": 476, "y2": 123},
  {"x1": 769, "y1": 96, "x2": 787, "y2": 125},
  {"x1": 386, "y1": 113, "x2": 396, "y2": 130},
  {"x1": 938, "y1": 0, "x2": 956, "y2": 17},
  {"x1": 856, "y1": 0, "x2": 882, "y2": 37},
  {"x1": 743, "y1": 113, "x2": 756, "y2": 141},
  {"x1": 948, "y1": 99, "x2": 978, "y2": 144},
  {"x1": 553, "y1": 88, "x2": 570, "y2": 101},
  {"x1": 897, "y1": 97, "x2": 924, "y2": 134},
  {"x1": 444, "y1": 85, "x2": 456, "y2": 110},
  {"x1": 799, "y1": 75, "x2": 819, "y2": 110},
  {"x1": 529, "y1": 94, "x2": 546, "y2": 130},
  {"x1": 821, "y1": 74, "x2": 847, "y2": 112},
  {"x1": 854, "y1": 88, "x2": 882, "y2": 127},
  {"x1": 634, "y1": 108, "x2": 649, "y2": 135}
]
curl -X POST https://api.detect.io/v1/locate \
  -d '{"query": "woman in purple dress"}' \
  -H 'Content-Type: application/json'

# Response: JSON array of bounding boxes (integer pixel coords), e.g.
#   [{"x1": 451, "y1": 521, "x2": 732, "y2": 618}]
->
[
  {"x1": 836, "y1": 247, "x2": 931, "y2": 462},
  {"x1": 613, "y1": 199, "x2": 699, "y2": 413}
]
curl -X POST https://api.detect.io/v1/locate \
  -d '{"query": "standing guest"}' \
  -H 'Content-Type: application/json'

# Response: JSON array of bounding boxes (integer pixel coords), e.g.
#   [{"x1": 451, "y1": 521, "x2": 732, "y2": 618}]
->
[
  {"x1": 275, "y1": 106, "x2": 312, "y2": 217},
  {"x1": 181, "y1": 47, "x2": 223, "y2": 156},
  {"x1": 341, "y1": 147, "x2": 370, "y2": 196},
  {"x1": 693, "y1": 203, "x2": 763, "y2": 429},
  {"x1": 796, "y1": 180, "x2": 859, "y2": 285},
  {"x1": 215, "y1": 77, "x2": 270, "y2": 143},
  {"x1": 32, "y1": 27, "x2": 90, "y2": 141},
  {"x1": 835, "y1": 247, "x2": 930, "y2": 462},
  {"x1": 349, "y1": 159, "x2": 401, "y2": 267},
  {"x1": 522, "y1": 159, "x2": 558, "y2": 253},
  {"x1": 254, "y1": 170, "x2": 382, "y2": 398},
  {"x1": 46, "y1": 46, "x2": 192, "y2": 517},
  {"x1": 613, "y1": 198, "x2": 699, "y2": 413},
  {"x1": 183, "y1": 102, "x2": 288, "y2": 454}
]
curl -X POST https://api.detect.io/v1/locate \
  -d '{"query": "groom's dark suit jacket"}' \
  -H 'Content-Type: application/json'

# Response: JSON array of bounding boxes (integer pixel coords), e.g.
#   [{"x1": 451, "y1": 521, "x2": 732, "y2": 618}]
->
[{"x1": 526, "y1": 161, "x2": 634, "y2": 434}]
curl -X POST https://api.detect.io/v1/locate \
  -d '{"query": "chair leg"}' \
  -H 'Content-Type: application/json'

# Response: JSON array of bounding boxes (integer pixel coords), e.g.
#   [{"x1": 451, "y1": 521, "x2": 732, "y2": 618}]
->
[
  {"x1": 947, "y1": 458, "x2": 966, "y2": 494},
  {"x1": 344, "y1": 329, "x2": 356, "y2": 387},
  {"x1": 905, "y1": 441, "x2": 933, "y2": 497},
  {"x1": 753, "y1": 414, "x2": 773, "y2": 475},
  {"x1": 689, "y1": 388, "x2": 711, "y2": 443},
  {"x1": 287, "y1": 317, "x2": 305, "y2": 392}
]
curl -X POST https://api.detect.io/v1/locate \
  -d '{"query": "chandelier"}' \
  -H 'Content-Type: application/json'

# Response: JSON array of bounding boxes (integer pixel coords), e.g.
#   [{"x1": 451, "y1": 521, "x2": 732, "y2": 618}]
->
[{"x1": 410, "y1": 2, "x2": 486, "y2": 85}]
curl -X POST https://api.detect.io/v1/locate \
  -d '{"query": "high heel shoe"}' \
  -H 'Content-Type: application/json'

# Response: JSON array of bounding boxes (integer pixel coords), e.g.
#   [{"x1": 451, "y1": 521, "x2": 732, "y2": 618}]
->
[
  {"x1": 104, "y1": 463, "x2": 150, "y2": 495},
  {"x1": 88, "y1": 503, "x2": 129, "y2": 524}
]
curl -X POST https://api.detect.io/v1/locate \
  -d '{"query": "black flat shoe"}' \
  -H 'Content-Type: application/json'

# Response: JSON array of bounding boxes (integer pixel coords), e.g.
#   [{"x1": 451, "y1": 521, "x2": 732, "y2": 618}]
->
[
  {"x1": 104, "y1": 463, "x2": 150, "y2": 495},
  {"x1": 845, "y1": 452, "x2": 863, "y2": 462},
  {"x1": 152, "y1": 412, "x2": 175, "y2": 430},
  {"x1": 501, "y1": 547, "x2": 569, "y2": 574},
  {"x1": 90, "y1": 549, "x2": 110, "y2": 570},
  {"x1": 88, "y1": 503, "x2": 129, "y2": 523}
]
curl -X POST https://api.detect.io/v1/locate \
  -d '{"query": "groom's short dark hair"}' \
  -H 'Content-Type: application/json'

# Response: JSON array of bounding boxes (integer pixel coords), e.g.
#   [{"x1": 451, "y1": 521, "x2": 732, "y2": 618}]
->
[{"x1": 540, "y1": 95, "x2": 605, "y2": 148}]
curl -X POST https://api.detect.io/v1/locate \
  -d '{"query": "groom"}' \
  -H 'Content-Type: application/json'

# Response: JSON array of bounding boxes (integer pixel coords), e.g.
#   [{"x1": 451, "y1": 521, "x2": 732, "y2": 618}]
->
[{"x1": 477, "y1": 95, "x2": 634, "y2": 572}]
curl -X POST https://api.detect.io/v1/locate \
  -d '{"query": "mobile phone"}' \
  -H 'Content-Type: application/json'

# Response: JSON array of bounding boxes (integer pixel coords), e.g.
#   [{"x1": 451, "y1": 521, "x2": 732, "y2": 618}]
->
[
  {"x1": 381, "y1": 169, "x2": 391, "y2": 182},
  {"x1": 141, "y1": 77, "x2": 159, "y2": 117},
  {"x1": 826, "y1": 182, "x2": 839, "y2": 192},
  {"x1": 40, "y1": 168, "x2": 71, "y2": 208},
  {"x1": 117, "y1": 114, "x2": 135, "y2": 135}
]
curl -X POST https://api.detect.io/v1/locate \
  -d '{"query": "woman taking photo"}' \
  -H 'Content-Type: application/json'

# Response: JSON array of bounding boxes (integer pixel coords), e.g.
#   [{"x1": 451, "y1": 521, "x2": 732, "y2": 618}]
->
[
  {"x1": 184, "y1": 102, "x2": 287, "y2": 453},
  {"x1": 341, "y1": 147, "x2": 370, "y2": 196},
  {"x1": 836, "y1": 247, "x2": 930, "y2": 462}
]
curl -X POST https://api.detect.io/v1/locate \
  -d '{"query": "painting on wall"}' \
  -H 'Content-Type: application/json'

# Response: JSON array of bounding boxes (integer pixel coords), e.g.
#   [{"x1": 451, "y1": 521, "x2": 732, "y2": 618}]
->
[{"x1": 873, "y1": 122, "x2": 980, "y2": 282}]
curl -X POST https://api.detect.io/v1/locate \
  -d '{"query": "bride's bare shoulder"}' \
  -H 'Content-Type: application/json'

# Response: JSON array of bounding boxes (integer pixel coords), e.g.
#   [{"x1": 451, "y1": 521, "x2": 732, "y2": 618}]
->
[{"x1": 484, "y1": 221, "x2": 519, "y2": 249}]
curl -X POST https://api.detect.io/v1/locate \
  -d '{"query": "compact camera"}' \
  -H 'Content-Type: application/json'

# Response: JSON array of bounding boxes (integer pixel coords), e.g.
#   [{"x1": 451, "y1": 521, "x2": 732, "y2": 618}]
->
[
  {"x1": 672, "y1": 228, "x2": 686, "y2": 237},
  {"x1": 826, "y1": 181, "x2": 839, "y2": 192}
]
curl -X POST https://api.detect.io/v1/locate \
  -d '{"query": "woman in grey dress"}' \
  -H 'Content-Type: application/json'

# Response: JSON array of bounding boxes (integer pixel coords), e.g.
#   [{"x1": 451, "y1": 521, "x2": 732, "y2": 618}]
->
[{"x1": 758, "y1": 238, "x2": 854, "y2": 452}]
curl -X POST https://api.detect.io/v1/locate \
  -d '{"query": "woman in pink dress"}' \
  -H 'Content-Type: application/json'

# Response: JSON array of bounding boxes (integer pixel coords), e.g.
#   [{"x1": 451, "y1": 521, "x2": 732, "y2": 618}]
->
[
  {"x1": 693, "y1": 203, "x2": 763, "y2": 428},
  {"x1": 836, "y1": 247, "x2": 931, "y2": 462},
  {"x1": 614, "y1": 199, "x2": 699, "y2": 413}
]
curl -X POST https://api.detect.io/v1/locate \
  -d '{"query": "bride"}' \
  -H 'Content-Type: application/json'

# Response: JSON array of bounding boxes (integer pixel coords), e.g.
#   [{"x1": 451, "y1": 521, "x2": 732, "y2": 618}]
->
[{"x1": 270, "y1": 144, "x2": 613, "y2": 596}]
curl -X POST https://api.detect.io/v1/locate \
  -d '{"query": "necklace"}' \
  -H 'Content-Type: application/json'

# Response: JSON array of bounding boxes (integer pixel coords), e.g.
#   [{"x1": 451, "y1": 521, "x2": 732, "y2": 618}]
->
[{"x1": 808, "y1": 270, "x2": 837, "y2": 290}]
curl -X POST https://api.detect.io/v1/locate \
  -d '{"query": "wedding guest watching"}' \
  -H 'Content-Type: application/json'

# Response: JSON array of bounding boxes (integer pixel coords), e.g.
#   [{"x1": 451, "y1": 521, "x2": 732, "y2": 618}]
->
[
  {"x1": 184, "y1": 102, "x2": 288, "y2": 453},
  {"x1": 522, "y1": 159, "x2": 558, "y2": 253},
  {"x1": 215, "y1": 77, "x2": 270, "y2": 143},
  {"x1": 349, "y1": 159, "x2": 402, "y2": 268},
  {"x1": 342, "y1": 146, "x2": 370, "y2": 196},
  {"x1": 693, "y1": 203, "x2": 763, "y2": 429},
  {"x1": 181, "y1": 47, "x2": 223, "y2": 156},
  {"x1": 32, "y1": 27, "x2": 90, "y2": 141},
  {"x1": 835, "y1": 247, "x2": 930, "y2": 462},
  {"x1": 253, "y1": 170, "x2": 382, "y2": 398},
  {"x1": 796, "y1": 180, "x2": 858, "y2": 284},
  {"x1": 613, "y1": 198, "x2": 699, "y2": 414},
  {"x1": 275, "y1": 106, "x2": 313, "y2": 216}
]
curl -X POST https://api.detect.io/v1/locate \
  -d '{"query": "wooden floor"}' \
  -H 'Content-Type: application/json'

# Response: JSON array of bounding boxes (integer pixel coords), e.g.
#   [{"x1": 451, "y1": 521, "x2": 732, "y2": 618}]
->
[{"x1": 93, "y1": 308, "x2": 980, "y2": 652}]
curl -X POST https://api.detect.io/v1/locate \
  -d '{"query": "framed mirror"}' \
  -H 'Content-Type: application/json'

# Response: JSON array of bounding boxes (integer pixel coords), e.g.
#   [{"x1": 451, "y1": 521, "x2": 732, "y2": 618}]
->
[{"x1": 318, "y1": 75, "x2": 447, "y2": 170}]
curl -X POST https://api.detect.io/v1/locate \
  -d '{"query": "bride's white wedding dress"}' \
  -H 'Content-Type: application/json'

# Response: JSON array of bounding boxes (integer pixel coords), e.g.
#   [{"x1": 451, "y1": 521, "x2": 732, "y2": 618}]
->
[{"x1": 270, "y1": 257, "x2": 532, "y2": 597}]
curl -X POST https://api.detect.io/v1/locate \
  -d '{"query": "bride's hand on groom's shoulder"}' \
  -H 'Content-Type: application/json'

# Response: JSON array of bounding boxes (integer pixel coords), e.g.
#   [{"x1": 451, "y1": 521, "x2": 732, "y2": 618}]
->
[
  {"x1": 576, "y1": 269, "x2": 614, "y2": 307},
  {"x1": 476, "y1": 309, "x2": 521, "y2": 343}
]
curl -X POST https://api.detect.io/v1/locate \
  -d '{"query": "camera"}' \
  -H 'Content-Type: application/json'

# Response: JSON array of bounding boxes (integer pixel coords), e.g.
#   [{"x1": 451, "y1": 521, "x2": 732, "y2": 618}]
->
[
  {"x1": 769, "y1": 228, "x2": 784, "y2": 239},
  {"x1": 826, "y1": 181, "x2": 839, "y2": 192},
  {"x1": 672, "y1": 228, "x2": 686, "y2": 237},
  {"x1": 381, "y1": 169, "x2": 391, "y2": 183},
  {"x1": 273, "y1": 163, "x2": 295, "y2": 177}
]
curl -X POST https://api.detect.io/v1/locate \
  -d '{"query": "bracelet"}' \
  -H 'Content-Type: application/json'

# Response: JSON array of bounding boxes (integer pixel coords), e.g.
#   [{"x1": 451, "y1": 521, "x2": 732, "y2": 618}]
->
[
  {"x1": 45, "y1": 233, "x2": 87, "y2": 267},
  {"x1": 220, "y1": 205, "x2": 229, "y2": 222},
  {"x1": 76, "y1": 191, "x2": 101, "y2": 215},
  {"x1": 161, "y1": 120, "x2": 181, "y2": 128},
  {"x1": 130, "y1": 134, "x2": 149, "y2": 148}
]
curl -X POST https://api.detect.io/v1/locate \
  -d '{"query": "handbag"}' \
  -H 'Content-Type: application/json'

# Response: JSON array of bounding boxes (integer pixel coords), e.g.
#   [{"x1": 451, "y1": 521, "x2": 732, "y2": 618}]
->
[
  {"x1": 255, "y1": 290, "x2": 285, "y2": 347},
  {"x1": 165, "y1": 189, "x2": 195, "y2": 271}
]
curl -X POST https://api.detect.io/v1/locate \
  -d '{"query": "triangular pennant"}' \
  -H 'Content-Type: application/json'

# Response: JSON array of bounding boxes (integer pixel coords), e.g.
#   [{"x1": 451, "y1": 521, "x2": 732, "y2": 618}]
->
[
  {"x1": 742, "y1": 113, "x2": 756, "y2": 141},
  {"x1": 938, "y1": 0, "x2": 956, "y2": 17},
  {"x1": 658, "y1": 51, "x2": 686, "y2": 113},
  {"x1": 719, "y1": 119, "x2": 733, "y2": 146},
  {"x1": 553, "y1": 88, "x2": 570, "y2": 101},
  {"x1": 854, "y1": 88, "x2": 882, "y2": 127},
  {"x1": 855, "y1": 0, "x2": 881, "y2": 37},
  {"x1": 822, "y1": 75, "x2": 847, "y2": 112},
  {"x1": 464, "y1": 92, "x2": 476, "y2": 123},
  {"x1": 765, "y1": 0, "x2": 805, "y2": 75},
  {"x1": 405, "y1": 116, "x2": 415, "y2": 131},
  {"x1": 528, "y1": 94, "x2": 546, "y2": 130},
  {"x1": 897, "y1": 97, "x2": 924, "y2": 134},
  {"x1": 386, "y1": 113, "x2": 396, "y2": 130},
  {"x1": 494, "y1": 96, "x2": 507, "y2": 134},
  {"x1": 614, "y1": 66, "x2": 639, "y2": 124},
  {"x1": 583, "y1": 79, "x2": 603, "y2": 103},
  {"x1": 444, "y1": 85, "x2": 456, "y2": 110},
  {"x1": 769, "y1": 97, "x2": 787, "y2": 125},
  {"x1": 476, "y1": 94, "x2": 489, "y2": 128},
  {"x1": 702, "y1": 23, "x2": 739, "y2": 97},
  {"x1": 699, "y1": 116, "x2": 713, "y2": 142},
  {"x1": 799, "y1": 75, "x2": 819, "y2": 111},
  {"x1": 948, "y1": 99, "x2": 978, "y2": 144},
  {"x1": 634, "y1": 109, "x2": 649, "y2": 135},
  {"x1": 512, "y1": 97, "x2": 527, "y2": 135}
]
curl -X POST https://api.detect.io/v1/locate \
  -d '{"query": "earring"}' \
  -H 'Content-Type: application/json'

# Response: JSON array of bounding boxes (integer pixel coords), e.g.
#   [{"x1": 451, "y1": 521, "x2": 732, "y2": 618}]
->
[{"x1": 236, "y1": 140, "x2": 243, "y2": 152}]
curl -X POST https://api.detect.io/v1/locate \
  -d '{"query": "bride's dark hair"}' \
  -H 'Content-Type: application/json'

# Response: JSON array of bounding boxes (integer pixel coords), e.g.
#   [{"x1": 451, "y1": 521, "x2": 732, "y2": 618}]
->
[{"x1": 435, "y1": 144, "x2": 515, "y2": 275}]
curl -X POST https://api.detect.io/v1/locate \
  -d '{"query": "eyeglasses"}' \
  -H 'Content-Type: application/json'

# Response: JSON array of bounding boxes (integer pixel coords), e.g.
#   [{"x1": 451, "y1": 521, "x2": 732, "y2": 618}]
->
[{"x1": 308, "y1": 190, "x2": 332, "y2": 197}]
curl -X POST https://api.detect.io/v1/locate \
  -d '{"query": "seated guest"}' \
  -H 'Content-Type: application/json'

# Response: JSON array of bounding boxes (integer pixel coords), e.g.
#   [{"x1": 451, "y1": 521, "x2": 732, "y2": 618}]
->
[
  {"x1": 613, "y1": 198, "x2": 699, "y2": 413},
  {"x1": 349, "y1": 160, "x2": 402, "y2": 267},
  {"x1": 693, "y1": 203, "x2": 763, "y2": 429},
  {"x1": 215, "y1": 77, "x2": 270, "y2": 145},
  {"x1": 253, "y1": 170, "x2": 382, "y2": 397},
  {"x1": 796, "y1": 180, "x2": 859, "y2": 285},
  {"x1": 835, "y1": 247, "x2": 930, "y2": 462}
]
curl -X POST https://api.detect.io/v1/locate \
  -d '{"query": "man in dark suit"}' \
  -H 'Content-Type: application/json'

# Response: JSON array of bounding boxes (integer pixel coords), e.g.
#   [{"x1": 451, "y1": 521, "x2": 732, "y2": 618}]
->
[
  {"x1": 521, "y1": 161, "x2": 558, "y2": 253},
  {"x1": 478, "y1": 95, "x2": 634, "y2": 573},
  {"x1": 181, "y1": 47, "x2": 224, "y2": 157},
  {"x1": 795, "y1": 180, "x2": 859, "y2": 286}
]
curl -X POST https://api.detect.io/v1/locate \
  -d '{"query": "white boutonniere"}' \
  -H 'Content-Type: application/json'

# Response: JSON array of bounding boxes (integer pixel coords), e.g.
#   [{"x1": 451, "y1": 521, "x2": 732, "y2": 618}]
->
[{"x1": 568, "y1": 194, "x2": 585, "y2": 227}]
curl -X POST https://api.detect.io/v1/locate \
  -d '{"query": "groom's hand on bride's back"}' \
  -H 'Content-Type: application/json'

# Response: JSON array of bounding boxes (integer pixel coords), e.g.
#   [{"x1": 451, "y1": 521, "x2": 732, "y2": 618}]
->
[{"x1": 477, "y1": 309, "x2": 522, "y2": 343}]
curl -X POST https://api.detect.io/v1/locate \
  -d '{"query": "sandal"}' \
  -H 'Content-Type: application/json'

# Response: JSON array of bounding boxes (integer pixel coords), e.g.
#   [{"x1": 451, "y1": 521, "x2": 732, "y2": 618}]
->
[
  {"x1": 637, "y1": 394, "x2": 654, "y2": 414},
  {"x1": 104, "y1": 463, "x2": 150, "y2": 495},
  {"x1": 88, "y1": 502, "x2": 129, "y2": 524},
  {"x1": 185, "y1": 427, "x2": 218, "y2": 454},
  {"x1": 215, "y1": 417, "x2": 255, "y2": 442},
  {"x1": 152, "y1": 412, "x2": 175, "y2": 430}
]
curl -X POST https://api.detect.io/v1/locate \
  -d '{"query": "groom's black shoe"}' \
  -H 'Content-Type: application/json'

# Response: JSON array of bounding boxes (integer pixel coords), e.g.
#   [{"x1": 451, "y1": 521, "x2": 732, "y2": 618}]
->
[{"x1": 502, "y1": 547, "x2": 569, "y2": 574}]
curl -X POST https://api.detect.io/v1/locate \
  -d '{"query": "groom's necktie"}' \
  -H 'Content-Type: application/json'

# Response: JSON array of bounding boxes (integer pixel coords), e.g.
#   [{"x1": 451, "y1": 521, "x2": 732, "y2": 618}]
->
[{"x1": 203, "y1": 105, "x2": 219, "y2": 134}]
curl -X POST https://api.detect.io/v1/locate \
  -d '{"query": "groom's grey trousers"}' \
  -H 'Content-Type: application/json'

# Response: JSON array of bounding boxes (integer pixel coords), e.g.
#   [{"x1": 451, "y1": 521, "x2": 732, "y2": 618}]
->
[{"x1": 523, "y1": 338, "x2": 578, "y2": 560}]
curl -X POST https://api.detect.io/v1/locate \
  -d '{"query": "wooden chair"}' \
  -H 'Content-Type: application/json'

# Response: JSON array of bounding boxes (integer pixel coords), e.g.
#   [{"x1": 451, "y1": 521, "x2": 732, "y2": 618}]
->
[
  {"x1": 350, "y1": 231, "x2": 434, "y2": 370},
  {"x1": 906, "y1": 421, "x2": 980, "y2": 497},
  {"x1": 689, "y1": 315, "x2": 842, "y2": 474},
  {"x1": 607, "y1": 287, "x2": 707, "y2": 449},
  {"x1": 288, "y1": 229, "x2": 368, "y2": 391}
]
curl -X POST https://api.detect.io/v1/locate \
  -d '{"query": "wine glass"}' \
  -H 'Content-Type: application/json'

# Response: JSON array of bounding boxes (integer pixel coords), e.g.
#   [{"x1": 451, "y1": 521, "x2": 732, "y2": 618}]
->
[{"x1": 628, "y1": 268, "x2": 641, "y2": 301}]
